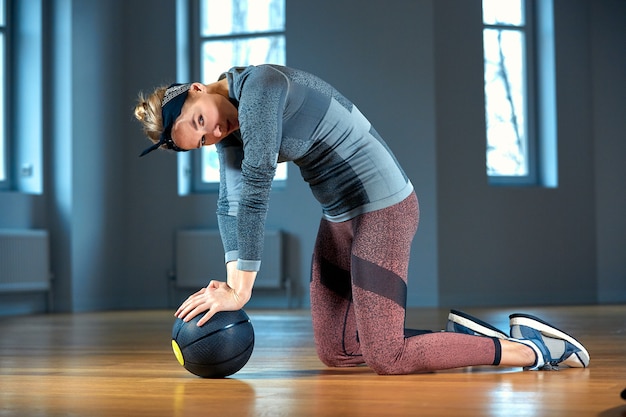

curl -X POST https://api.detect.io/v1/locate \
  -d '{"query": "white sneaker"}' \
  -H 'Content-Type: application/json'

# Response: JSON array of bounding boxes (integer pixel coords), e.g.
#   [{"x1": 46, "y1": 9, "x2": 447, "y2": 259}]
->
[
  {"x1": 446, "y1": 309, "x2": 508, "y2": 339},
  {"x1": 509, "y1": 313, "x2": 590, "y2": 370}
]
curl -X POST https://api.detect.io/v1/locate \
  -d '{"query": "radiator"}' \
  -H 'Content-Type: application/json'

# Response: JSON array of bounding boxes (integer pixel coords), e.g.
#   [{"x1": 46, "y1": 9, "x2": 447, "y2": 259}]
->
[
  {"x1": 176, "y1": 229, "x2": 284, "y2": 290},
  {"x1": 0, "y1": 229, "x2": 50, "y2": 293}
]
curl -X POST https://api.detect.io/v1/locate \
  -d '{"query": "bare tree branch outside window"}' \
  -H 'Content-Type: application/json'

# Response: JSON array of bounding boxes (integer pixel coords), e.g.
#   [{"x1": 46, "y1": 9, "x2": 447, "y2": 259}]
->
[{"x1": 483, "y1": 0, "x2": 528, "y2": 177}]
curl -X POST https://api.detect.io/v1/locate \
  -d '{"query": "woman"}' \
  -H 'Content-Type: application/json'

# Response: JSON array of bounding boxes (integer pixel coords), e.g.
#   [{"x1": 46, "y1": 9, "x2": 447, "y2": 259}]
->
[{"x1": 134, "y1": 64, "x2": 588, "y2": 374}]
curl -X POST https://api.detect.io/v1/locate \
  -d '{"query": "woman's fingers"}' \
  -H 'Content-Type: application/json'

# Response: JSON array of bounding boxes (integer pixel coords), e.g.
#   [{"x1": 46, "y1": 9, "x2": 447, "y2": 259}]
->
[
  {"x1": 197, "y1": 309, "x2": 217, "y2": 327},
  {"x1": 173, "y1": 280, "x2": 240, "y2": 326},
  {"x1": 175, "y1": 286, "x2": 213, "y2": 321},
  {"x1": 174, "y1": 287, "x2": 207, "y2": 316}
]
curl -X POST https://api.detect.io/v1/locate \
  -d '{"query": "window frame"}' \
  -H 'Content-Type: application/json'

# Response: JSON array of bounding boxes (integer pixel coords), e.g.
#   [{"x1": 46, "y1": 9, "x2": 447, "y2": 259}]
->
[
  {"x1": 0, "y1": 0, "x2": 43, "y2": 194},
  {"x1": 0, "y1": 0, "x2": 8, "y2": 190},
  {"x1": 177, "y1": 0, "x2": 287, "y2": 195}
]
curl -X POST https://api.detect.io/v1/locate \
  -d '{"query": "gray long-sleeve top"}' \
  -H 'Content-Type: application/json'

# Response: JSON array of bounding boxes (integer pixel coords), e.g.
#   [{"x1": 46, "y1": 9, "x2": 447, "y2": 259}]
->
[{"x1": 216, "y1": 65, "x2": 413, "y2": 271}]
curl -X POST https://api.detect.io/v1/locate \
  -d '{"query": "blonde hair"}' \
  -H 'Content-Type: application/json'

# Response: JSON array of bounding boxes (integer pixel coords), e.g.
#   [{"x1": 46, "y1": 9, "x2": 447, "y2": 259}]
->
[{"x1": 133, "y1": 86, "x2": 168, "y2": 145}]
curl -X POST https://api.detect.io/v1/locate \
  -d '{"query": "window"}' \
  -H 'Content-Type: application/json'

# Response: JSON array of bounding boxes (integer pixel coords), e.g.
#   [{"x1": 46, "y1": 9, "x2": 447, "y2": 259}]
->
[
  {"x1": 0, "y1": 0, "x2": 7, "y2": 186},
  {"x1": 482, "y1": 0, "x2": 557, "y2": 186},
  {"x1": 179, "y1": 0, "x2": 287, "y2": 193},
  {"x1": 0, "y1": 0, "x2": 43, "y2": 194}
]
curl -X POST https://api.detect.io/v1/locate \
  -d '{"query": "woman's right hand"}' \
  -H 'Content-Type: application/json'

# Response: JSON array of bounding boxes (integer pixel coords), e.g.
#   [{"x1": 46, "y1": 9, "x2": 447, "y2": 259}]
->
[{"x1": 175, "y1": 279, "x2": 246, "y2": 326}]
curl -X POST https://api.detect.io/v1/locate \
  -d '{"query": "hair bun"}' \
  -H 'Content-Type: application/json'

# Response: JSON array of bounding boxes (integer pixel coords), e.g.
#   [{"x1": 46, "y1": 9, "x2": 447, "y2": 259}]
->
[
  {"x1": 133, "y1": 86, "x2": 167, "y2": 144},
  {"x1": 134, "y1": 101, "x2": 148, "y2": 122}
]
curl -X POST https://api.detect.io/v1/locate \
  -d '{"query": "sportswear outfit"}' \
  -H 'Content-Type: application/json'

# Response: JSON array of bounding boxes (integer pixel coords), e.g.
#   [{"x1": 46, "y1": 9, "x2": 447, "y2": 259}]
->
[{"x1": 216, "y1": 65, "x2": 586, "y2": 374}]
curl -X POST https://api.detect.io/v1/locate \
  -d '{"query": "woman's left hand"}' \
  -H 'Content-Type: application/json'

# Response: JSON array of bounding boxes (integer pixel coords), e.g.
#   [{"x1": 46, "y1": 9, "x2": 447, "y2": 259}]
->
[{"x1": 175, "y1": 280, "x2": 246, "y2": 326}]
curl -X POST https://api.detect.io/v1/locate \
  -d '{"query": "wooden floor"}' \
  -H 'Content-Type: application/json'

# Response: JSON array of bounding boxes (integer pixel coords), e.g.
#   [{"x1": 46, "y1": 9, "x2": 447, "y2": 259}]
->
[{"x1": 0, "y1": 305, "x2": 624, "y2": 417}]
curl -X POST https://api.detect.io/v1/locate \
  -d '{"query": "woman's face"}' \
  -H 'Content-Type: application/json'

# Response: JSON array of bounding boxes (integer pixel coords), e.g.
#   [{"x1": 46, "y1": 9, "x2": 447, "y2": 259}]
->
[{"x1": 171, "y1": 83, "x2": 239, "y2": 150}]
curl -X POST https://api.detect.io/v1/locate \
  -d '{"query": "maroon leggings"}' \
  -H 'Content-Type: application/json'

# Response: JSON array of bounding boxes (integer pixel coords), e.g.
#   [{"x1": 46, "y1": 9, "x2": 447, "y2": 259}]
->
[{"x1": 310, "y1": 192, "x2": 497, "y2": 374}]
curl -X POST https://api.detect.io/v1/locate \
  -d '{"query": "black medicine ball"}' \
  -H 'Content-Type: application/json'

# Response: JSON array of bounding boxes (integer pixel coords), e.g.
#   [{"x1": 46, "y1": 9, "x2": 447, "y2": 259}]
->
[{"x1": 171, "y1": 309, "x2": 254, "y2": 378}]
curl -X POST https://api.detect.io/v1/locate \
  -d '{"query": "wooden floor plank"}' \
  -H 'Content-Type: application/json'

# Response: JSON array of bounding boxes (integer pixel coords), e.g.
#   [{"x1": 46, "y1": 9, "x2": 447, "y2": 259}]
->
[{"x1": 0, "y1": 305, "x2": 624, "y2": 416}]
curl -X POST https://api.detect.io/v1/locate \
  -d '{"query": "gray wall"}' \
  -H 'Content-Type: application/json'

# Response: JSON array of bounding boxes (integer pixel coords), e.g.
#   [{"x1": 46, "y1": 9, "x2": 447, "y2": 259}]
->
[
  {"x1": 591, "y1": 0, "x2": 626, "y2": 304},
  {"x1": 0, "y1": 0, "x2": 623, "y2": 314},
  {"x1": 435, "y1": 0, "x2": 598, "y2": 307}
]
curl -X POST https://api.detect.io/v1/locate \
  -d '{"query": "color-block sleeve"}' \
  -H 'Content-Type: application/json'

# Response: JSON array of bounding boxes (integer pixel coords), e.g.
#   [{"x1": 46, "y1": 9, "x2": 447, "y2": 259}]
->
[
  {"x1": 216, "y1": 134, "x2": 244, "y2": 265},
  {"x1": 219, "y1": 67, "x2": 289, "y2": 271}
]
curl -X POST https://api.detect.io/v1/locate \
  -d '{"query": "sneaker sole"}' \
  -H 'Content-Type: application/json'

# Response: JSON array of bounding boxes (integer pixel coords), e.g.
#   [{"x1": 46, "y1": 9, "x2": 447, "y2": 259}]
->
[
  {"x1": 509, "y1": 313, "x2": 590, "y2": 367},
  {"x1": 449, "y1": 310, "x2": 508, "y2": 339}
]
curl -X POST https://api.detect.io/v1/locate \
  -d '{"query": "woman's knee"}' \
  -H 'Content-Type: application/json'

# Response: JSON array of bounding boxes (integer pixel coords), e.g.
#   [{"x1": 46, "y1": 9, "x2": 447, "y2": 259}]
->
[
  {"x1": 364, "y1": 353, "x2": 404, "y2": 375},
  {"x1": 316, "y1": 345, "x2": 365, "y2": 368},
  {"x1": 361, "y1": 346, "x2": 431, "y2": 375}
]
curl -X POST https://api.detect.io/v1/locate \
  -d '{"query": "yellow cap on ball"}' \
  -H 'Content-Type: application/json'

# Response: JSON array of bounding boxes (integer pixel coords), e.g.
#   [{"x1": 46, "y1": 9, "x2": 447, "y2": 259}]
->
[{"x1": 171, "y1": 339, "x2": 184, "y2": 366}]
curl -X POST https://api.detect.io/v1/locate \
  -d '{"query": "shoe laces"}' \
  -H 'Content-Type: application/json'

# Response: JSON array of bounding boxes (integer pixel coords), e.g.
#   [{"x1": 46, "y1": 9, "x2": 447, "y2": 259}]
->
[{"x1": 539, "y1": 362, "x2": 560, "y2": 371}]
